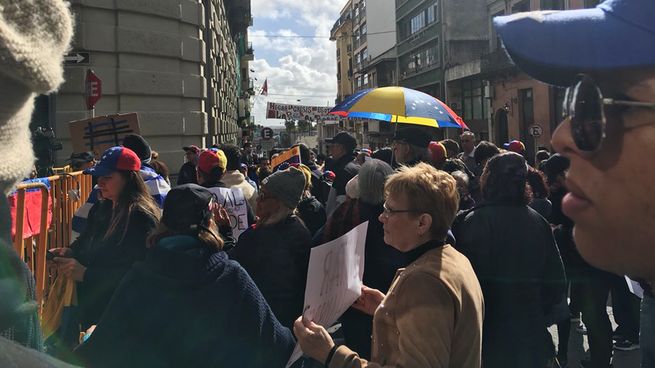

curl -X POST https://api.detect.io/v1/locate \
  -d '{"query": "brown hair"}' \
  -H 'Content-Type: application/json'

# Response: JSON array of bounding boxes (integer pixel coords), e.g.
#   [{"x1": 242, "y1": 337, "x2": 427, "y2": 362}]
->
[
  {"x1": 146, "y1": 218, "x2": 224, "y2": 250},
  {"x1": 105, "y1": 170, "x2": 160, "y2": 241},
  {"x1": 384, "y1": 163, "x2": 460, "y2": 241}
]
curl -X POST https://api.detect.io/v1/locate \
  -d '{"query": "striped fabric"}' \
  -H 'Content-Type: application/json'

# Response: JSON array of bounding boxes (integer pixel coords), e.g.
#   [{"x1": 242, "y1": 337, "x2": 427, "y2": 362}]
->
[{"x1": 70, "y1": 166, "x2": 169, "y2": 242}]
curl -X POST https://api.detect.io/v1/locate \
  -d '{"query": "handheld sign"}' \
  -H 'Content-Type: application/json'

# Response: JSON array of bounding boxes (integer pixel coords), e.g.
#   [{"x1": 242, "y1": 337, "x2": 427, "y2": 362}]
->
[
  {"x1": 206, "y1": 186, "x2": 249, "y2": 239},
  {"x1": 271, "y1": 146, "x2": 302, "y2": 169},
  {"x1": 69, "y1": 113, "x2": 140, "y2": 158},
  {"x1": 286, "y1": 222, "x2": 368, "y2": 367}
]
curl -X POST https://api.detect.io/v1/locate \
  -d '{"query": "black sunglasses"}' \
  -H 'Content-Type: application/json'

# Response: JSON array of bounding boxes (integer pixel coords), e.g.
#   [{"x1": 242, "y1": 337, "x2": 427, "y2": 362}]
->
[{"x1": 563, "y1": 74, "x2": 655, "y2": 154}]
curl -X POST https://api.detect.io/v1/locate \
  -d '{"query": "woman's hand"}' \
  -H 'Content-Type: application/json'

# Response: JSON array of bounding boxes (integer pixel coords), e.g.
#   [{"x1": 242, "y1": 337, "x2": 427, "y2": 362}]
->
[
  {"x1": 293, "y1": 317, "x2": 335, "y2": 363},
  {"x1": 352, "y1": 286, "x2": 385, "y2": 316},
  {"x1": 212, "y1": 203, "x2": 231, "y2": 227},
  {"x1": 54, "y1": 257, "x2": 87, "y2": 282}
]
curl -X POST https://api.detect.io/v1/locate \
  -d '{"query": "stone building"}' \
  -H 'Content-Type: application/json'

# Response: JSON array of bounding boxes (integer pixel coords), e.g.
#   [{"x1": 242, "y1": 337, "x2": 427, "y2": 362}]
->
[{"x1": 30, "y1": 0, "x2": 253, "y2": 172}]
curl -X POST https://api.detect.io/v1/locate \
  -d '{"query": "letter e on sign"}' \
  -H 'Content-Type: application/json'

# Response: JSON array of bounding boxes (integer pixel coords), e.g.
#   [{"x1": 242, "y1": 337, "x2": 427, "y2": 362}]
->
[{"x1": 86, "y1": 69, "x2": 102, "y2": 110}]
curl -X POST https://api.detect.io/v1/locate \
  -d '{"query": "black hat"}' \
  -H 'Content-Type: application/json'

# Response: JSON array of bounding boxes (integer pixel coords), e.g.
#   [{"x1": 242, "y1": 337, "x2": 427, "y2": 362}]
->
[
  {"x1": 541, "y1": 153, "x2": 570, "y2": 177},
  {"x1": 325, "y1": 132, "x2": 357, "y2": 152},
  {"x1": 122, "y1": 134, "x2": 152, "y2": 163},
  {"x1": 162, "y1": 184, "x2": 213, "y2": 234},
  {"x1": 392, "y1": 127, "x2": 431, "y2": 148}
]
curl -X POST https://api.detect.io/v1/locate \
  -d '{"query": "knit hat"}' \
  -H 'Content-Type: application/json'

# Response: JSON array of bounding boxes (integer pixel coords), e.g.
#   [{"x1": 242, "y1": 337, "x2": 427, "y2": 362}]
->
[
  {"x1": 0, "y1": 0, "x2": 73, "y2": 194},
  {"x1": 346, "y1": 175, "x2": 359, "y2": 199},
  {"x1": 261, "y1": 167, "x2": 305, "y2": 209},
  {"x1": 122, "y1": 134, "x2": 152, "y2": 163},
  {"x1": 197, "y1": 149, "x2": 227, "y2": 173}
]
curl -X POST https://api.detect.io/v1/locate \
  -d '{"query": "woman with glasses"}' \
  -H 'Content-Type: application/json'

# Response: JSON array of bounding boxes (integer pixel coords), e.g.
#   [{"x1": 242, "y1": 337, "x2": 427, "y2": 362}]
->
[
  {"x1": 452, "y1": 152, "x2": 567, "y2": 368},
  {"x1": 229, "y1": 167, "x2": 312, "y2": 329},
  {"x1": 294, "y1": 163, "x2": 484, "y2": 368}
]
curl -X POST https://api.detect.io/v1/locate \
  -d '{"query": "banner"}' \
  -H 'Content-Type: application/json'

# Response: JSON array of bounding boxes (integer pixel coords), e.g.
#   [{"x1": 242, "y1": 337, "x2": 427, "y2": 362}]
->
[
  {"x1": 286, "y1": 221, "x2": 368, "y2": 367},
  {"x1": 206, "y1": 187, "x2": 249, "y2": 240},
  {"x1": 69, "y1": 113, "x2": 140, "y2": 158},
  {"x1": 266, "y1": 102, "x2": 332, "y2": 122},
  {"x1": 271, "y1": 146, "x2": 301, "y2": 169}
]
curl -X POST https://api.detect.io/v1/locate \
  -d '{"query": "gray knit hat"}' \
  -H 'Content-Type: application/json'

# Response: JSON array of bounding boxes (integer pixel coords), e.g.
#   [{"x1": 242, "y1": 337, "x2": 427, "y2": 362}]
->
[
  {"x1": 0, "y1": 0, "x2": 73, "y2": 193},
  {"x1": 262, "y1": 167, "x2": 305, "y2": 209}
]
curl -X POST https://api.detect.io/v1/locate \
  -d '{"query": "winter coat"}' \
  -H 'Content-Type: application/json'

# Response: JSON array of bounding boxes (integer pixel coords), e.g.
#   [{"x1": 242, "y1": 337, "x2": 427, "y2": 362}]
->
[
  {"x1": 76, "y1": 235, "x2": 294, "y2": 368},
  {"x1": 220, "y1": 170, "x2": 258, "y2": 216},
  {"x1": 330, "y1": 243, "x2": 484, "y2": 368},
  {"x1": 452, "y1": 203, "x2": 566, "y2": 368},
  {"x1": 70, "y1": 200, "x2": 157, "y2": 329},
  {"x1": 229, "y1": 215, "x2": 311, "y2": 329},
  {"x1": 296, "y1": 196, "x2": 327, "y2": 237}
]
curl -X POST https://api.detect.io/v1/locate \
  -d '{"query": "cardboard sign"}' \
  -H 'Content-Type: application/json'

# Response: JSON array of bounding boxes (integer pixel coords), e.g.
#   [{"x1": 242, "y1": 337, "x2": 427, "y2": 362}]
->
[
  {"x1": 286, "y1": 221, "x2": 368, "y2": 367},
  {"x1": 271, "y1": 146, "x2": 301, "y2": 169},
  {"x1": 69, "y1": 113, "x2": 140, "y2": 157}
]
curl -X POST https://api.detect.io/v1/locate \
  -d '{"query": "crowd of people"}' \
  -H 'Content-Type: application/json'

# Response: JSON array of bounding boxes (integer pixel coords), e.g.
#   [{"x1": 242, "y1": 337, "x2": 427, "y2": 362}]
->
[{"x1": 1, "y1": 0, "x2": 654, "y2": 367}]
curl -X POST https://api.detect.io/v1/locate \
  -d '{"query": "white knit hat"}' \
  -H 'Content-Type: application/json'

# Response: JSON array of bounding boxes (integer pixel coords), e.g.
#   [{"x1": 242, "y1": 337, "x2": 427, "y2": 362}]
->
[{"x1": 0, "y1": 0, "x2": 73, "y2": 193}]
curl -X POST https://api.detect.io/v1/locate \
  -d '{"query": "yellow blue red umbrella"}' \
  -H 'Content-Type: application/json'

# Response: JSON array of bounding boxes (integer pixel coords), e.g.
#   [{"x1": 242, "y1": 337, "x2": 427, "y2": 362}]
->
[{"x1": 329, "y1": 86, "x2": 468, "y2": 129}]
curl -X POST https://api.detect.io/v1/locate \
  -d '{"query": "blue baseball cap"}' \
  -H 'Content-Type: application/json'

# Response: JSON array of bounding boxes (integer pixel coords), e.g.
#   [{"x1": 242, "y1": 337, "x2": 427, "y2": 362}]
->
[
  {"x1": 494, "y1": 0, "x2": 655, "y2": 86},
  {"x1": 84, "y1": 146, "x2": 141, "y2": 176}
]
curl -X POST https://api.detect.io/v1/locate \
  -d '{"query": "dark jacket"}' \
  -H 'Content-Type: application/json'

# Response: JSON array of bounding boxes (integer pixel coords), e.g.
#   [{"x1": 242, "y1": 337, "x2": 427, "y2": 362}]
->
[
  {"x1": 70, "y1": 200, "x2": 157, "y2": 328},
  {"x1": 452, "y1": 203, "x2": 566, "y2": 368},
  {"x1": 176, "y1": 162, "x2": 197, "y2": 185},
  {"x1": 296, "y1": 196, "x2": 327, "y2": 237},
  {"x1": 326, "y1": 153, "x2": 359, "y2": 196},
  {"x1": 76, "y1": 235, "x2": 294, "y2": 368},
  {"x1": 229, "y1": 215, "x2": 311, "y2": 329}
]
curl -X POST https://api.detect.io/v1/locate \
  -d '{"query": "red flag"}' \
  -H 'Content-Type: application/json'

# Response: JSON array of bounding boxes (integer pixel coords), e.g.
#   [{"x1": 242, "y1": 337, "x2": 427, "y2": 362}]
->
[{"x1": 261, "y1": 79, "x2": 268, "y2": 96}]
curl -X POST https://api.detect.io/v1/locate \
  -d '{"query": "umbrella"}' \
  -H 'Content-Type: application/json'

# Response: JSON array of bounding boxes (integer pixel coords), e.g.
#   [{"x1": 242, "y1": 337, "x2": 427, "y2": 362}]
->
[{"x1": 329, "y1": 86, "x2": 468, "y2": 129}]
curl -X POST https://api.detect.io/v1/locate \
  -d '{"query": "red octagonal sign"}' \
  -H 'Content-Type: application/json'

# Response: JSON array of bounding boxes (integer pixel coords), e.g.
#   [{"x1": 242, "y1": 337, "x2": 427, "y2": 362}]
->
[{"x1": 85, "y1": 69, "x2": 102, "y2": 110}]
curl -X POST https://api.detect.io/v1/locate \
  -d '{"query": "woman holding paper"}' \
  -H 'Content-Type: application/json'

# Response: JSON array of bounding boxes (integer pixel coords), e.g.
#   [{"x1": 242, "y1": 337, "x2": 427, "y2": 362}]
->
[{"x1": 294, "y1": 163, "x2": 484, "y2": 368}]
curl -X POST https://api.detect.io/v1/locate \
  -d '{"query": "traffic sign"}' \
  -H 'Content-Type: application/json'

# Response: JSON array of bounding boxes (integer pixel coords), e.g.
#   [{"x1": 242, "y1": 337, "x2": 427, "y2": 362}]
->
[
  {"x1": 529, "y1": 124, "x2": 543, "y2": 138},
  {"x1": 85, "y1": 69, "x2": 102, "y2": 110},
  {"x1": 64, "y1": 51, "x2": 90, "y2": 65},
  {"x1": 261, "y1": 127, "x2": 274, "y2": 140}
]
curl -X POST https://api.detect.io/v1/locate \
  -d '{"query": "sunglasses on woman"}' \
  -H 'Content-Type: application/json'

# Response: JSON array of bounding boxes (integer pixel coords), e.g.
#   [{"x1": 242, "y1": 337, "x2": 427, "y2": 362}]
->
[{"x1": 563, "y1": 74, "x2": 655, "y2": 154}]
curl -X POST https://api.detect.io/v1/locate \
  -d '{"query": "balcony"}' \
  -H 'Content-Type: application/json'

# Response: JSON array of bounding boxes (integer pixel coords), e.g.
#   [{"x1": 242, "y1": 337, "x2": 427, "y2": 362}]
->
[
  {"x1": 242, "y1": 42, "x2": 254, "y2": 61},
  {"x1": 480, "y1": 49, "x2": 515, "y2": 76}
]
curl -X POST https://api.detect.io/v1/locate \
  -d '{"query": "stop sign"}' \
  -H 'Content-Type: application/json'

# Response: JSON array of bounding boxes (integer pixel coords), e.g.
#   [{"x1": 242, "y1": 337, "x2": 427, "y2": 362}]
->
[
  {"x1": 261, "y1": 127, "x2": 274, "y2": 140},
  {"x1": 86, "y1": 69, "x2": 102, "y2": 110}
]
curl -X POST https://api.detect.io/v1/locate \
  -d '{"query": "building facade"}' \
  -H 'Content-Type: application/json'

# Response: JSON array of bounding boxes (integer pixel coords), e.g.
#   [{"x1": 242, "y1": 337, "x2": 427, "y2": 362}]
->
[
  {"x1": 32, "y1": 0, "x2": 253, "y2": 172},
  {"x1": 331, "y1": 1, "x2": 354, "y2": 105}
]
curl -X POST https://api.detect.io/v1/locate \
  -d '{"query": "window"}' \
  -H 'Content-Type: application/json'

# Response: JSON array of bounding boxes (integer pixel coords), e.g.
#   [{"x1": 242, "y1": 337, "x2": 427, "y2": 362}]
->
[
  {"x1": 402, "y1": 44, "x2": 439, "y2": 75},
  {"x1": 362, "y1": 48, "x2": 368, "y2": 61},
  {"x1": 361, "y1": 23, "x2": 367, "y2": 35},
  {"x1": 460, "y1": 79, "x2": 486, "y2": 120},
  {"x1": 406, "y1": 2, "x2": 438, "y2": 37},
  {"x1": 540, "y1": 0, "x2": 564, "y2": 9},
  {"x1": 427, "y1": 2, "x2": 438, "y2": 23},
  {"x1": 410, "y1": 13, "x2": 425, "y2": 34},
  {"x1": 512, "y1": 0, "x2": 529, "y2": 13},
  {"x1": 363, "y1": 74, "x2": 369, "y2": 86}
]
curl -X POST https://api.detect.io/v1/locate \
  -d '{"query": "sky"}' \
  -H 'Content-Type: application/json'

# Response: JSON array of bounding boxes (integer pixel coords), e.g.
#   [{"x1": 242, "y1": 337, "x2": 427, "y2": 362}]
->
[{"x1": 248, "y1": 0, "x2": 345, "y2": 127}]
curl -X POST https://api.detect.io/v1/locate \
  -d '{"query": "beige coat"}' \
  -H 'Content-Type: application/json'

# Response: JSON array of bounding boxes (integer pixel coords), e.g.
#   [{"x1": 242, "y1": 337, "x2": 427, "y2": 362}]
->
[
  {"x1": 220, "y1": 170, "x2": 258, "y2": 215},
  {"x1": 330, "y1": 244, "x2": 484, "y2": 368}
]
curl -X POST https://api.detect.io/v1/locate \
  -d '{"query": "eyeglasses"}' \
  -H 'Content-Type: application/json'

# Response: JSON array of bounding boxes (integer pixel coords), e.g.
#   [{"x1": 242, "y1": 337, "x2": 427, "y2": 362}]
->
[
  {"x1": 563, "y1": 74, "x2": 655, "y2": 154},
  {"x1": 382, "y1": 202, "x2": 424, "y2": 216}
]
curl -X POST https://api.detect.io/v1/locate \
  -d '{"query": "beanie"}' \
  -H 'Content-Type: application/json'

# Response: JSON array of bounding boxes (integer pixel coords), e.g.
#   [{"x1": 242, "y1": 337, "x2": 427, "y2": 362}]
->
[
  {"x1": 358, "y1": 159, "x2": 393, "y2": 205},
  {"x1": 0, "y1": 0, "x2": 73, "y2": 194},
  {"x1": 122, "y1": 134, "x2": 152, "y2": 163},
  {"x1": 261, "y1": 167, "x2": 305, "y2": 209}
]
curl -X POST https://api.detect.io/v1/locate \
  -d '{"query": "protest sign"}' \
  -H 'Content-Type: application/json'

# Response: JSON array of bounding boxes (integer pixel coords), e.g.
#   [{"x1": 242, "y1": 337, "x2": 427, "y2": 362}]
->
[
  {"x1": 69, "y1": 113, "x2": 140, "y2": 157},
  {"x1": 206, "y1": 187, "x2": 249, "y2": 239},
  {"x1": 266, "y1": 102, "x2": 332, "y2": 122},
  {"x1": 286, "y1": 221, "x2": 368, "y2": 367}
]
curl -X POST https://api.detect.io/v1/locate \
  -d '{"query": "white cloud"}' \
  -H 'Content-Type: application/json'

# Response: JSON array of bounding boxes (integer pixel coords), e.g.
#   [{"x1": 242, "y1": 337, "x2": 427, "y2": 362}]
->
[{"x1": 248, "y1": 0, "x2": 347, "y2": 126}]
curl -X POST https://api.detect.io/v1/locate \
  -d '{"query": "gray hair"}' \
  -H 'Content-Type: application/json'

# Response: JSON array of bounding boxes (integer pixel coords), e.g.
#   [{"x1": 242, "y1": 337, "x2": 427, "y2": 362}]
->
[
  {"x1": 358, "y1": 159, "x2": 394, "y2": 205},
  {"x1": 461, "y1": 130, "x2": 475, "y2": 139}
]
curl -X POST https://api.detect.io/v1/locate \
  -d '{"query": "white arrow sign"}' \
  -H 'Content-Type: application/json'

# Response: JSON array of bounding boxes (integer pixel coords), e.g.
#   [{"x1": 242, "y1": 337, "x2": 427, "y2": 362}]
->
[{"x1": 64, "y1": 52, "x2": 90, "y2": 65}]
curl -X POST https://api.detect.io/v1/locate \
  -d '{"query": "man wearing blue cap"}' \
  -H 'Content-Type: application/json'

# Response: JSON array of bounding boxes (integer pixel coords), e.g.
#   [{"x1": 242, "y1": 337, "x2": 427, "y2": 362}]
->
[{"x1": 495, "y1": 0, "x2": 655, "y2": 366}]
